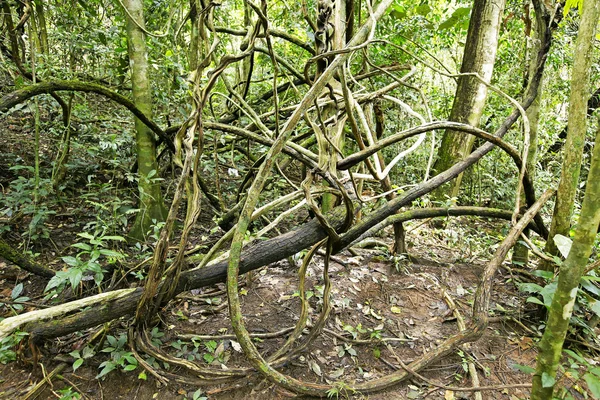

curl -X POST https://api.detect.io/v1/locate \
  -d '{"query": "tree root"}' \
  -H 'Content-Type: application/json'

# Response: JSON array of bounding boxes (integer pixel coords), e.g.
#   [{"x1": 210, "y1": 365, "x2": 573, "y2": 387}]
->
[{"x1": 220, "y1": 190, "x2": 553, "y2": 397}]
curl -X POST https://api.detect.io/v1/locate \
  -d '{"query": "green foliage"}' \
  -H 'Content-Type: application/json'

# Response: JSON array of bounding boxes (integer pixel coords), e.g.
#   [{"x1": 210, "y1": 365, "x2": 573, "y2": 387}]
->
[
  {"x1": 0, "y1": 168, "x2": 56, "y2": 239},
  {"x1": 183, "y1": 389, "x2": 208, "y2": 400},
  {"x1": 0, "y1": 331, "x2": 28, "y2": 364},
  {"x1": 57, "y1": 386, "x2": 82, "y2": 400},
  {"x1": 69, "y1": 346, "x2": 95, "y2": 372},
  {"x1": 519, "y1": 268, "x2": 600, "y2": 338},
  {"x1": 564, "y1": 0, "x2": 584, "y2": 16},
  {"x1": 96, "y1": 334, "x2": 137, "y2": 379},
  {"x1": 438, "y1": 7, "x2": 471, "y2": 31},
  {"x1": 1, "y1": 282, "x2": 31, "y2": 314},
  {"x1": 169, "y1": 336, "x2": 230, "y2": 366},
  {"x1": 336, "y1": 343, "x2": 357, "y2": 359},
  {"x1": 44, "y1": 231, "x2": 125, "y2": 296},
  {"x1": 554, "y1": 349, "x2": 600, "y2": 399}
]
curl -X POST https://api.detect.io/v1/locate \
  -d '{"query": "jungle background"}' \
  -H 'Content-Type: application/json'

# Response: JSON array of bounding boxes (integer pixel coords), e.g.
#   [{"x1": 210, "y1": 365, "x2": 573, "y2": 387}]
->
[{"x1": 0, "y1": 0, "x2": 599, "y2": 399}]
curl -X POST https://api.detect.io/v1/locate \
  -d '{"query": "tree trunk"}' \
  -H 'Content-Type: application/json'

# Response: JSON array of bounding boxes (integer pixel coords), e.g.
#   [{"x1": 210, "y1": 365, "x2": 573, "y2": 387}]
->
[
  {"x1": 532, "y1": 111, "x2": 600, "y2": 398},
  {"x1": 512, "y1": 0, "x2": 547, "y2": 266},
  {"x1": 33, "y1": 0, "x2": 48, "y2": 54},
  {"x1": 539, "y1": 0, "x2": 599, "y2": 272},
  {"x1": 431, "y1": 0, "x2": 505, "y2": 201},
  {"x1": 122, "y1": 0, "x2": 167, "y2": 241}
]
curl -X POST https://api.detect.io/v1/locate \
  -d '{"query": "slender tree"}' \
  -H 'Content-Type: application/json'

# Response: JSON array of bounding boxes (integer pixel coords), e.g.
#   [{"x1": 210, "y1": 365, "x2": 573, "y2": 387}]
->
[
  {"x1": 531, "y1": 1, "x2": 600, "y2": 397},
  {"x1": 540, "y1": 0, "x2": 600, "y2": 272},
  {"x1": 532, "y1": 116, "x2": 600, "y2": 398},
  {"x1": 431, "y1": 0, "x2": 505, "y2": 201},
  {"x1": 122, "y1": 0, "x2": 167, "y2": 241},
  {"x1": 512, "y1": 0, "x2": 550, "y2": 266}
]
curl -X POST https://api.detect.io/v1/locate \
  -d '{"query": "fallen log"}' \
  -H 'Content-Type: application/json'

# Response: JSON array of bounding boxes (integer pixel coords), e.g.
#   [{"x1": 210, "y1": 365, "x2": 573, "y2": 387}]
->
[
  {"x1": 0, "y1": 237, "x2": 55, "y2": 278},
  {"x1": 25, "y1": 206, "x2": 348, "y2": 342}
]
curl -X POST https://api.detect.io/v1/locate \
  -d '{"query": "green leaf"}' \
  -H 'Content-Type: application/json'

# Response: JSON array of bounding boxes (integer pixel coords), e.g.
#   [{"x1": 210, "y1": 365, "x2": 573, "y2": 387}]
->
[
  {"x1": 90, "y1": 250, "x2": 100, "y2": 262},
  {"x1": 439, "y1": 7, "x2": 471, "y2": 30},
  {"x1": 99, "y1": 249, "x2": 125, "y2": 258},
  {"x1": 526, "y1": 297, "x2": 545, "y2": 306},
  {"x1": 123, "y1": 364, "x2": 137, "y2": 371},
  {"x1": 581, "y1": 278, "x2": 600, "y2": 296},
  {"x1": 584, "y1": 373, "x2": 600, "y2": 398},
  {"x1": 589, "y1": 300, "x2": 600, "y2": 317},
  {"x1": 102, "y1": 235, "x2": 126, "y2": 242},
  {"x1": 77, "y1": 232, "x2": 95, "y2": 240},
  {"x1": 564, "y1": 349, "x2": 586, "y2": 363},
  {"x1": 138, "y1": 371, "x2": 147, "y2": 380},
  {"x1": 72, "y1": 243, "x2": 92, "y2": 251},
  {"x1": 73, "y1": 358, "x2": 84, "y2": 372},
  {"x1": 563, "y1": 0, "x2": 583, "y2": 16},
  {"x1": 513, "y1": 363, "x2": 536, "y2": 374},
  {"x1": 518, "y1": 282, "x2": 544, "y2": 294},
  {"x1": 541, "y1": 372, "x2": 555, "y2": 388},
  {"x1": 553, "y1": 234, "x2": 572, "y2": 258},
  {"x1": 540, "y1": 282, "x2": 558, "y2": 307},
  {"x1": 532, "y1": 270, "x2": 554, "y2": 280},
  {"x1": 390, "y1": 4, "x2": 407, "y2": 19},
  {"x1": 45, "y1": 275, "x2": 65, "y2": 292},
  {"x1": 203, "y1": 353, "x2": 215, "y2": 363},
  {"x1": 11, "y1": 283, "x2": 23, "y2": 299},
  {"x1": 62, "y1": 256, "x2": 79, "y2": 267},
  {"x1": 69, "y1": 350, "x2": 81, "y2": 359},
  {"x1": 415, "y1": 4, "x2": 431, "y2": 16},
  {"x1": 82, "y1": 346, "x2": 95, "y2": 359},
  {"x1": 68, "y1": 268, "x2": 83, "y2": 288},
  {"x1": 96, "y1": 361, "x2": 116, "y2": 379}
]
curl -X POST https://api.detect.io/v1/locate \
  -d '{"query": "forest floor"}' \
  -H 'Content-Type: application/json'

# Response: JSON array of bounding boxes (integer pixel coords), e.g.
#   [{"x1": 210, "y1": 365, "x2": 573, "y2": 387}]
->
[
  {"x1": 1, "y1": 217, "x2": 555, "y2": 400},
  {"x1": 0, "y1": 103, "x2": 588, "y2": 400}
]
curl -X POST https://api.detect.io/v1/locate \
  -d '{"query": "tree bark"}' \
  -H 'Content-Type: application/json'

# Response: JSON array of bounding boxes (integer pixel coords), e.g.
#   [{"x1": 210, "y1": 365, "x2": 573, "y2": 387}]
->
[
  {"x1": 540, "y1": 0, "x2": 599, "y2": 272},
  {"x1": 122, "y1": 0, "x2": 168, "y2": 242},
  {"x1": 532, "y1": 111, "x2": 600, "y2": 398},
  {"x1": 431, "y1": 0, "x2": 505, "y2": 201},
  {"x1": 512, "y1": 0, "x2": 548, "y2": 266},
  {"x1": 0, "y1": 237, "x2": 55, "y2": 278},
  {"x1": 27, "y1": 206, "x2": 348, "y2": 342}
]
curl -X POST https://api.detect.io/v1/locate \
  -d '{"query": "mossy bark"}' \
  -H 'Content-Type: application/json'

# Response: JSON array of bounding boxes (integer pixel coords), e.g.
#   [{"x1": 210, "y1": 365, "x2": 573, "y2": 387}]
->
[
  {"x1": 122, "y1": 0, "x2": 167, "y2": 241},
  {"x1": 512, "y1": 4, "x2": 547, "y2": 266},
  {"x1": 33, "y1": 0, "x2": 48, "y2": 54},
  {"x1": 532, "y1": 1, "x2": 600, "y2": 396},
  {"x1": 431, "y1": 0, "x2": 505, "y2": 201},
  {"x1": 540, "y1": 0, "x2": 599, "y2": 272},
  {"x1": 0, "y1": 237, "x2": 55, "y2": 278},
  {"x1": 532, "y1": 126, "x2": 600, "y2": 399}
]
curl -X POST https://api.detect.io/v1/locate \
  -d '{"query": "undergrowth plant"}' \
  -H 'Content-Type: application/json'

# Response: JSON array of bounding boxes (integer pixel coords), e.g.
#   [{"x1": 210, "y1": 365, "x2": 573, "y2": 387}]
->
[{"x1": 44, "y1": 231, "x2": 125, "y2": 298}]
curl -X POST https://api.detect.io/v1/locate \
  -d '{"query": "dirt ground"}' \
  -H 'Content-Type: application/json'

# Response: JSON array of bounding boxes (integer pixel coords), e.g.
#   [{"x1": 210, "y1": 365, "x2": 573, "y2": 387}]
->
[{"x1": 1, "y1": 224, "x2": 556, "y2": 400}]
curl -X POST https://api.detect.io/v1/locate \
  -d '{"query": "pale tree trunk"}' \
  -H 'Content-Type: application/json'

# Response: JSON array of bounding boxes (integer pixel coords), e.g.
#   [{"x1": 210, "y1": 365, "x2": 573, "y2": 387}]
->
[
  {"x1": 122, "y1": 0, "x2": 167, "y2": 241},
  {"x1": 540, "y1": 0, "x2": 599, "y2": 272},
  {"x1": 314, "y1": 0, "x2": 346, "y2": 212},
  {"x1": 432, "y1": 0, "x2": 505, "y2": 201},
  {"x1": 512, "y1": 0, "x2": 548, "y2": 266}
]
